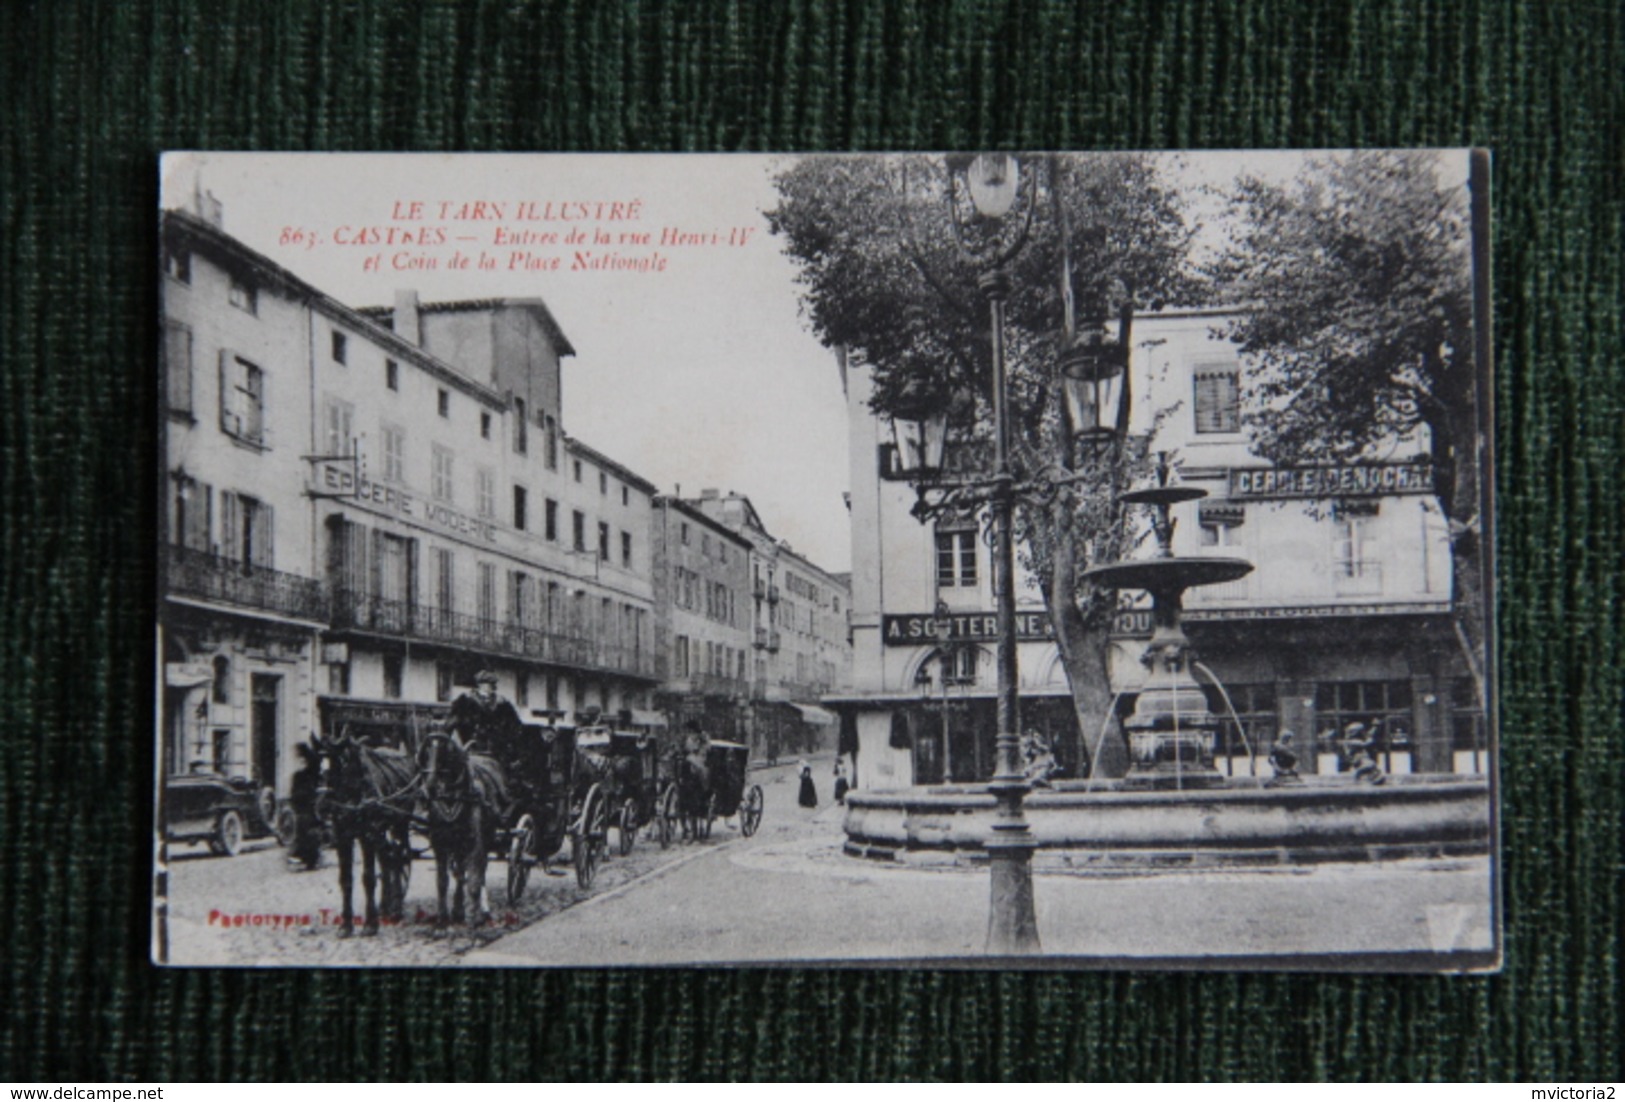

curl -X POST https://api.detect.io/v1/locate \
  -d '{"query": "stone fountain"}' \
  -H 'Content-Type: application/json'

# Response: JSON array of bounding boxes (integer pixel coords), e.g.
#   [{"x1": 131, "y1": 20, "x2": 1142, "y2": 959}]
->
[{"x1": 1081, "y1": 459, "x2": 1252, "y2": 789}]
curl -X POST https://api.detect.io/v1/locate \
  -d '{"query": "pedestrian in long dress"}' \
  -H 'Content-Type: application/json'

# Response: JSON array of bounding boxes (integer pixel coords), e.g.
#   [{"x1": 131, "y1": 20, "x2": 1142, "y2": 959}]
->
[{"x1": 797, "y1": 760, "x2": 818, "y2": 808}]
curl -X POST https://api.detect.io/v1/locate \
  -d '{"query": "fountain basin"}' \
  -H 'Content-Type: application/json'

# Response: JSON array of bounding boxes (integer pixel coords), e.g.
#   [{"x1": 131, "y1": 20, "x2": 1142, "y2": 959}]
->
[{"x1": 842, "y1": 776, "x2": 1491, "y2": 868}]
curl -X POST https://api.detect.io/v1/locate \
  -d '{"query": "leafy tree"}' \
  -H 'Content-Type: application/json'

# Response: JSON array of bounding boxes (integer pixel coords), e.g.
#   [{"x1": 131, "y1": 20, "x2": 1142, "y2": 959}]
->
[
  {"x1": 1212, "y1": 150, "x2": 1487, "y2": 701},
  {"x1": 766, "y1": 154, "x2": 1201, "y2": 776}
]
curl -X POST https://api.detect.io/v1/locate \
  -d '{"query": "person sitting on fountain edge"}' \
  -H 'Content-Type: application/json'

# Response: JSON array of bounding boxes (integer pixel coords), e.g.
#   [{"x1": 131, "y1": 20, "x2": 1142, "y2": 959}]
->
[{"x1": 1267, "y1": 730, "x2": 1301, "y2": 785}]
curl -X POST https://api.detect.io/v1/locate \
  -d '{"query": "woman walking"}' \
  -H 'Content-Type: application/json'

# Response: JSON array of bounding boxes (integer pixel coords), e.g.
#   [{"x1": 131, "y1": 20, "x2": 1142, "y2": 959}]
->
[{"x1": 797, "y1": 760, "x2": 818, "y2": 808}]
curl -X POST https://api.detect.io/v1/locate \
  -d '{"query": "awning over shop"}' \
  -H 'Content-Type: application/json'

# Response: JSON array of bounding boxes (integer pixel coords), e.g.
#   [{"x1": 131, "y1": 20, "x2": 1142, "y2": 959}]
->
[
  {"x1": 790, "y1": 703, "x2": 838, "y2": 726},
  {"x1": 629, "y1": 709, "x2": 668, "y2": 728}
]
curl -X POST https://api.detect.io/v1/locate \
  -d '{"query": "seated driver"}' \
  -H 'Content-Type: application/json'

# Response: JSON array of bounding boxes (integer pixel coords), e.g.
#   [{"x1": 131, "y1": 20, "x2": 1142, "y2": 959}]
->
[{"x1": 448, "y1": 670, "x2": 523, "y2": 776}]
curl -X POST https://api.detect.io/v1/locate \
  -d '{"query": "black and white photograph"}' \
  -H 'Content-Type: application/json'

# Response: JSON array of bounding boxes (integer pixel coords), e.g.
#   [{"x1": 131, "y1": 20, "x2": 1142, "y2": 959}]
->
[{"x1": 155, "y1": 150, "x2": 1495, "y2": 970}]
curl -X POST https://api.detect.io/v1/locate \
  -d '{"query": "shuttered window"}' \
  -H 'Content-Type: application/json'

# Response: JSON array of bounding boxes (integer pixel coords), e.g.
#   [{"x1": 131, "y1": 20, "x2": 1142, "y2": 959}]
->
[
  {"x1": 1193, "y1": 364, "x2": 1240, "y2": 434},
  {"x1": 163, "y1": 321, "x2": 193, "y2": 416}
]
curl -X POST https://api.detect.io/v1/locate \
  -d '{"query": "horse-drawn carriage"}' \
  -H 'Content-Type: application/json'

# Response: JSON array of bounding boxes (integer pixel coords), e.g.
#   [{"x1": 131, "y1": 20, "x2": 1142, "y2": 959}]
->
[{"x1": 660, "y1": 739, "x2": 765, "y2": 842}]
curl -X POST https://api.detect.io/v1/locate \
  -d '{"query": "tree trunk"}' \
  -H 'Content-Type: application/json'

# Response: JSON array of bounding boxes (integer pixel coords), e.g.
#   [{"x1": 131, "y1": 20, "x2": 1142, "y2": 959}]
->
[{"x1": 1044, "y1": 503, "x2": 1126, "y2": 778}]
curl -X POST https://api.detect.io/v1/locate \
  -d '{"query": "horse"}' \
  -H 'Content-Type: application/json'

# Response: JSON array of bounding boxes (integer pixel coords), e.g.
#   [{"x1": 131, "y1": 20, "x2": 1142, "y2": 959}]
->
[
  {"x1": 311, "y1": 728, "x2": 417, "y2": 937},
  {"x1": 417, "y1": 728, "x2": 509, "y2": 935}
]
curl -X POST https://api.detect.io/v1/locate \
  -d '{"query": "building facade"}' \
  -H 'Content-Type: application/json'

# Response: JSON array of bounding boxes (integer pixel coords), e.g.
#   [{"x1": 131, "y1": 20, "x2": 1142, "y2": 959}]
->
[
  {"x1": 650, "y1": 496, "x2": 755, "y2": 740},
  {"x1": 160, "y1": 203, "x2": 662, "y2": 798},
  {"x1": 685, "y1": 490, "x2": 853, "y2": 761},
  {"x1": 833, "y1": 309, "x2": 1487, "y2": 791}
]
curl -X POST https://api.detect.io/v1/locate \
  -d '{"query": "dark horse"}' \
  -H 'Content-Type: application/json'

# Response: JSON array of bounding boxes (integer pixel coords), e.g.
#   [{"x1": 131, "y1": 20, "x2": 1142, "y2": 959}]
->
[
  {"x1": 417, "y1": 729, "x2": 509, "y2": 935},
  {"x1": 311, "y1": 729, "x2": 416, "y2": 937}
]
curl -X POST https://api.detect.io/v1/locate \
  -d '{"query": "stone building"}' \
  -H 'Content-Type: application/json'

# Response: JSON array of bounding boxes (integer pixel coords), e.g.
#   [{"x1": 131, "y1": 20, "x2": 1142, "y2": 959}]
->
[{"x1": 832, "y1": 309, "x2": 1487, "y2": 791}]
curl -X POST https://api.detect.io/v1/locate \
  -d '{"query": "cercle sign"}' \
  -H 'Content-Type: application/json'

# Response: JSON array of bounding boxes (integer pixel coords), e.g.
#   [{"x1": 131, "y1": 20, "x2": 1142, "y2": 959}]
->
[
  {"x1": 883, "y1": 611, "x2": 1054, "y2": 647},
  {"x1": 1229, "y1": 461, "x2": 1433, "y2": 499}
]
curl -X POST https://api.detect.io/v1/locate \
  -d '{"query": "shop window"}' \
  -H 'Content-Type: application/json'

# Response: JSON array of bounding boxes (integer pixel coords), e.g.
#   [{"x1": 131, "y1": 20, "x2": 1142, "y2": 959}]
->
[
  {"x1": 1193, "y1": 362, "x2": 1240, "y2": 434},
  {"x1": 383, "y1": 654, "x2": 403, "y2": 699},
  {"x1": 1207, "y1": 682, "x2": 1278, "y2": 760},
  {"x1": 1315, "y1": 680, "x2": 1414, "y2": 769}
]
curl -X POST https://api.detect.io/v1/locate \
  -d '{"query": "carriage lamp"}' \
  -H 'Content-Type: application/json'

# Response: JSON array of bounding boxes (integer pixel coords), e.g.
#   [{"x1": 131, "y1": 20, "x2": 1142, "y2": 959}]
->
[{"x1": 1058, "y1": 323, "x2": 1126, "y2": 453}]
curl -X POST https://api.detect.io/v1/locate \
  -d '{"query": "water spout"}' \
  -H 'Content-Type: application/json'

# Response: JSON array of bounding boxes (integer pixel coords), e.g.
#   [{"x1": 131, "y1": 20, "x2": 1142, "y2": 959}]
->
[
  {"x1": 1194, "y1": 660, "x2": 1258, "y2": 781},
  {"x1": 1085, "y1": 689, "x2": 1131, "y2": 793}
]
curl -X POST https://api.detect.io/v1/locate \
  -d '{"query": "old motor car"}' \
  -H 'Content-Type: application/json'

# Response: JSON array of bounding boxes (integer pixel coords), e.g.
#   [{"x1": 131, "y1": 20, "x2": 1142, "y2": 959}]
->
[{"x1": 163, "y1": 768, "x2": 282, "y2": 856}]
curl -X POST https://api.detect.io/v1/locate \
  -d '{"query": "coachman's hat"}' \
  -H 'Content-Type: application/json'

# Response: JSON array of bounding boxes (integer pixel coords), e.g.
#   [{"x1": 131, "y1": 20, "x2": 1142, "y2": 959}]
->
[{"x1": 475, "y1": 669, "x2": 499, "y2": 685}]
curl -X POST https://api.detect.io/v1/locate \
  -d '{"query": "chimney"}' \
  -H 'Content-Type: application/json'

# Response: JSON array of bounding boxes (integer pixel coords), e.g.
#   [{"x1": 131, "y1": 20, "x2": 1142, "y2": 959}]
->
[
  {"x1": 394, "y1": 290, "x2": 421, "y2": 346},
  {"x1": 700, "y1": 488, "x2": 720, "y2": 501}
]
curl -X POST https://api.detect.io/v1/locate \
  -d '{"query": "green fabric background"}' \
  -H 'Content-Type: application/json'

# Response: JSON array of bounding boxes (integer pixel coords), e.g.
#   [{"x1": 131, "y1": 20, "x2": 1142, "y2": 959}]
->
[{"x1": 1, "y1": 0, "x2": 1620, "y2": 1082}]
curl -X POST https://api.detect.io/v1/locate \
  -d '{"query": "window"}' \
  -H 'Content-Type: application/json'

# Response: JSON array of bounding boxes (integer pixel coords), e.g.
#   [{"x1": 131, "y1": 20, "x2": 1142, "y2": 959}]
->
[
  {"x1": 436, "y1": 663, "x2": 455, "y2": 703},
  {"x1": 935, "y1": 529, "x2": 978, "y2": 587},
  {"x1": 385, "y1": 359, "x2": 399, "y2": 391},
  {"x1": 382, "y1": 654, "x2": 403, "y2": 700},
  {"x1": 573, "y1": 459, "x2": 583, "y2": 483},
  {"x1": 328, "y1": 661, "x2": 350, "y2": 695},
  {"x1": 476, "y1": 467, "x2": 495, "y2": 518},
  {"x1": 382, "y1": 425, "x2": 404, "y2": 483},
  {"x1": 681, "y1": 522, "x2": 690, "y2": 546},
  {"x1": 572, "y1": 510, "x2": 586, "y2": 552},
  {"x1": 480, "y1": 411, "x2": 491, "y2": 439},
  {"x1": 431, "y1": 445, "x2": 454, "y2": 503},
  {"x1": 163, "y1": 321, "x2": 193, "y2": 416},
  {"x1": 509, "y1": 572, "x2": 532, "y2": 628},
  {"x1": 675, "y1": 635, "x2": 689, "y2": 678},
  {"x1": 545, "y1": 498, "x2": 558, "y2": 541},
  {"x1": 1209, "y1": 682, "x2": 1277, "y2": 759},
  {"x1": 1315, "y1": 680, "x2": 1414, "y2": 770},
  {"x1": 220, "y1": 491, "x2": 274, "y2": 570},
  {"x1": 513, "y1": 484, "x2": 528, "y2": 531},
  {"x1": 515, "y1": 672, "x2": 529, "y2": 709},
  {"x1": 621, "y1": 531, "x2": 632, "y2": 567},
  {"x1": 544, "y1": 416, "x2": 557, "y2": 470},
  {"x1": 435, "y1": 547, "x2": 455, "y2": 612},
  {"x1": 1193, "y1": 363, "x2": 1241, "y2": 434},
  {"x1": 331, "y1": 330, "x2": 347, "y2": 364},
  {"x1": 621, "y1": 485, "x2": 629, "y2": 506},
  {"x1": 513, "y1": 398, "x2": 528, "y2": 453},
  {"x1": 477, "y1": 562, "x2": 496, "y2": 624},
  {"x1": 165, "y1": 248, "x2": 191, "y2": 284},
  {"x1": 172, "y1": 474, "x2": 211, "y2": 551},
  {"x1": 702, "y1": 534, "x2": 711, "y2": 557},
  {"x1": 323, "y1": 398, "x2": 353, "y2": 457},
  {"x1": 1332, "y1": 515, "x2": 1381, "y2": 595},
  {"x1": 598, "y1": 522, "x2": 610, "y2": 561},
  {"x1": 437, "y1": 388, "x2": 449, "y2": 418},
  {"x1": 219, "y1": 353, "x2": 264, "y2": 445},
  {"x1": 227, "y1": 274, "x2": 257, "y2": 314},
  {"x1": 599, "y1": 471, "x2": 608, "y2": 495}
]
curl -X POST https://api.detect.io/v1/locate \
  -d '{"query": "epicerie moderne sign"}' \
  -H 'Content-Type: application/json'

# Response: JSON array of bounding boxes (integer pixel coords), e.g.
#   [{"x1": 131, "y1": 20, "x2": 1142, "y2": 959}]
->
[
  {"x1": 883, "y1": 611, "x2": 1056, "y2": 646},
  {"x1": 310, "y1": 459, "x2": 498, "y2": 542},
  {"x1": 1229, "y1": 462, "x2": 1433, "y2": 499}
]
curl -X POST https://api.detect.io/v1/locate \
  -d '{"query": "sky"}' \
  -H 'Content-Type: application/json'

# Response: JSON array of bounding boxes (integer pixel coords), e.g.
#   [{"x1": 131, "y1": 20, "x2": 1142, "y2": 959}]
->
[
  {"x1": 159, "y1": 150, "x2": 1470, "y2": 575},
  {"x1": 160, "y1": 152, "x2": 855, "y2": 571}
]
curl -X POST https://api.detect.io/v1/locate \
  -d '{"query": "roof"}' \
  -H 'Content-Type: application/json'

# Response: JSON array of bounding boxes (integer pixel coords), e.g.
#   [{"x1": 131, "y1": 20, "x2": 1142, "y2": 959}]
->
[
  {"x1": 564, "y1": 434, "x2": 659, "y2": 495},
  {"x1": 356, "y1": 297, "x2": 576, "y2": 357}
]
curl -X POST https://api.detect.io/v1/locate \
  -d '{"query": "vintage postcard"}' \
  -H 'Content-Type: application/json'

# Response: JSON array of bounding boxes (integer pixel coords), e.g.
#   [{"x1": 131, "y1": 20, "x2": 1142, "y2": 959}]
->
[{"x1": 154, "y1": 151, "x2": 1497, "y2": 969}]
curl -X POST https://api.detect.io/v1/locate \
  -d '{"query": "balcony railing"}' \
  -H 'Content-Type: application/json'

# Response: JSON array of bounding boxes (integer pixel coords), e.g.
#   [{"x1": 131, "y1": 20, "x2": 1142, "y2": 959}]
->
[
  {"x1": 766, "y1": 630, "x2": 782, "y2": 652},
  {"x1": 767, "y1": 585, "x2": 781, "y2": 604},
  {"x1": 754, "y1": 627, "x2": 769, "y2": 649},
  {"x1": 752, "y1": 579, "x2": 766, "y2": 599},
  {"x1": 165, "y1": 544, "x2": 327, "y2": 622},
  {"x1": 328, "y1": 589, "x2": 657, "y2": 679}
]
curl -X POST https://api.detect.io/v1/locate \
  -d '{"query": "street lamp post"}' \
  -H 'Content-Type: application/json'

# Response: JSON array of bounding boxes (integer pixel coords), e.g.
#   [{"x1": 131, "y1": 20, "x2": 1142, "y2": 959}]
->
[{"x1": 888, "y1": 154, "x2": 1125, "y2": 955}]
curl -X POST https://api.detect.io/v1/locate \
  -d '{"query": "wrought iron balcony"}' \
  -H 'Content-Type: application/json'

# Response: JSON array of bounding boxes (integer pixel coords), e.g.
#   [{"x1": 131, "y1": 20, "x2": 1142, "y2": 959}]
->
[
  {"x1": 329, "y1": 588, "x2": 657, "y2": 679},
  {"x1": 754, "y1": 627, "x2": 769, "y2": 649},
  {"x1": 767, "y1": 585, "x2": 781, "y2": 604},
  {"x1": 752, "y1": 578, "x2": 766, "y2": 599},
  {"x1": 766, "y1": 630, "x2": 782, "y2": 652},
  {"x1": 164, "y1": 544, "x2": 327, "y2": 623}
]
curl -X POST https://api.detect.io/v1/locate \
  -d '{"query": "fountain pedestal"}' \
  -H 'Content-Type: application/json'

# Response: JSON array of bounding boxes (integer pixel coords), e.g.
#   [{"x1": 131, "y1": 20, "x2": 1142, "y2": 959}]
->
[{"x1": 1082, "y1": 480, "x2": 1254, "y2": 790}]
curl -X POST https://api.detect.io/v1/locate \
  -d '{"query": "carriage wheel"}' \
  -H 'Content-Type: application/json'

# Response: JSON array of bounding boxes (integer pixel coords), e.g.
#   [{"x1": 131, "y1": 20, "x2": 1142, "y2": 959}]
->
[
  {"x1": 212, "y1": 810, "x2": 243, "y2": 857},
  {"x1": 659, "y1": 784, "x2": 678, "y2": 849},
  {"x1": 574, "y1": 788, "x2": 607, "y2": 890},
  {"x1": 274, "y1": 805, "x2": 297, "y2": 848},
  {"x1": 618, "y1": 798, "x2": 638, "y2": 856},
  {"x1": 741, "y1": 784, "x2": 765, "y2": 838},
  {"x1": 507, "y1": 813, "x2": 536, "y2": 905}
]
